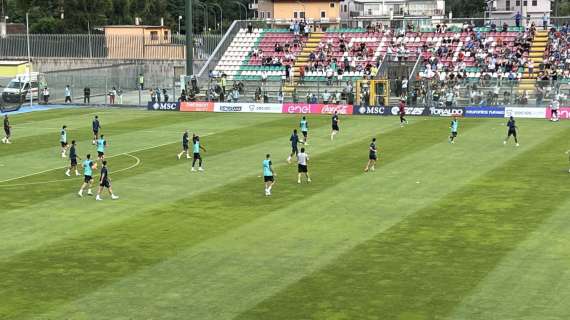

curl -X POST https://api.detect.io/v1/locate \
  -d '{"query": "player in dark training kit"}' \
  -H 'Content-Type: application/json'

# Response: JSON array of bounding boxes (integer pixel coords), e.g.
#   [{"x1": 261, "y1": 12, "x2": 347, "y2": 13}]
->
[
  {"x1": 96, "y1": 160, "x2": 119, "y2": 201},
  {"x1": 288, "y1": 129, "x2": 301, "y2": 164},
  {"x1": 399, "y1": 99, "x2": 408, "y2": 127},
  {"x1": 92, "y1": 116, "x2": 101, "y2": 145},
  {"x1": 364, "y1": 138, "x2": 378, "y2": 172},
  {"x1": 66, "y1": 140, "x2": 81, "y2": 176},
  {"x1": 503, "y1": 116, "x2": 520, "y2": 146},
  {"x1": 2, "y1": 115, "x2": 11, "y2": 144},
  {"x1": 78, "y1": 154, "x2": 96, "y2": 197},
  {"x1": 177, "y1": 130, "x2": 191, "y2": 159},
  {"x1": 331, "y1": 111, "x2": 340, "y2": 141}
]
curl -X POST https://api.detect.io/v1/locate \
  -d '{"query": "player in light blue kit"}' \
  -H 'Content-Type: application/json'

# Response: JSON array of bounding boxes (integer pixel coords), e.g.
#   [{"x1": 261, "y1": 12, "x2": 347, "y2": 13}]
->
[
  {"x1": 300, "y1": 116, "x2": 309, "y2": 145},
  {"x1": 97, "y1": 134, "x2": 107, "y2": 161},
  {"x1": 263, "y1": 154, "x2": 276, "y2": 196},
  {"x1": 78, "y1": 154, "x2": 96, "y2": 197},
  {"x1": 449, "y1": 117, "x2": 459, "y2": 144}
]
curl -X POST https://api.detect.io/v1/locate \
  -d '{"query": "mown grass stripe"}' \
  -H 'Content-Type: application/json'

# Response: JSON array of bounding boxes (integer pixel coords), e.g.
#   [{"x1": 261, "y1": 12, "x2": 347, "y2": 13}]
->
[
  {"x1": 234, "y1": 127, "x2": 570, "y2": 320},
  {"x1": 0, "y1": 118, "x2": 448, "y2": 319}
]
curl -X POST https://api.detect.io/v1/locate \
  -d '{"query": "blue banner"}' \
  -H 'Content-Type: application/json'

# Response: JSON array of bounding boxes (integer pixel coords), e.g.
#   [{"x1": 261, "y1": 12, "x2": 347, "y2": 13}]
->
[
  {"x1": 147, "y1": 102, "x2": 180, "y2": 111},
  {"x1": 465, "y1": 106, "x2": 505, "y2": 118}
]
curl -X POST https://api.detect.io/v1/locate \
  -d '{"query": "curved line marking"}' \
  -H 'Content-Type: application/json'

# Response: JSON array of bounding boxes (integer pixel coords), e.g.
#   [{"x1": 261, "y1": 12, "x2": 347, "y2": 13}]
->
[{"x1": 0, "y1": 153, "x2": 140, "y2": 188}]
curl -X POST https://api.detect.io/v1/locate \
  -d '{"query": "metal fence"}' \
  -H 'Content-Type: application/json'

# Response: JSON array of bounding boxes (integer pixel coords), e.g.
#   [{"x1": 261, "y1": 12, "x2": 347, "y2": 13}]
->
[{"x1": 0, "y1": 33, "x2": 222, "y2": 60}]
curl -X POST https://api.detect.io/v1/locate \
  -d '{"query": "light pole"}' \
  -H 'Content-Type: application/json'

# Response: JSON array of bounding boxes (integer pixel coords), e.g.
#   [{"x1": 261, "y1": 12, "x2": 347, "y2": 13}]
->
[
  {"x1": 178, "y1": 15, "x2": 182, "y2": 35},
  {"x1": 26, "y1": 12, "x2": 32, "y2": 107},
  {"x1": 233, "y1": 1, "x2": 248, "y2": 20},
  {"x1": 211, "y1": 3, "x2": 223, "y2": 35},
  {"x1": 185, "y1": 0, "x2": 193, "y2": 75},
  {"x1": 195, "y1": 1, "x2": 207, "y2": 32}
]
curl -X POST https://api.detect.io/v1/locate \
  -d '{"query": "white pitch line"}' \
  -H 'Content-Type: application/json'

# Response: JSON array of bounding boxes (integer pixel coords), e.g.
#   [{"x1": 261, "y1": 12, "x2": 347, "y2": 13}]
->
[
  {"x1": 0, "y1": 132, "x2": 215, "y2": 184},
  {"x1": 0, "y1": 153, "x2": 141, "y2": 188}
]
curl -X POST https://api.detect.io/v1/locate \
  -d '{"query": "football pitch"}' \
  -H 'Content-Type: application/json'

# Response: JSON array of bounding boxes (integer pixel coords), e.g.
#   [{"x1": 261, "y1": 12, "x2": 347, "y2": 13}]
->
[{"x1": 0, "y1": 107, "x2": 569, "y2": 320}]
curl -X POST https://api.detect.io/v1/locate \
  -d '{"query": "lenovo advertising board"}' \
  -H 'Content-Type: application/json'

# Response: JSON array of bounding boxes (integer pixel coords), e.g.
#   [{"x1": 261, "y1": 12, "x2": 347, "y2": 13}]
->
[
  {"x1": 546, "y1": 107, "x2": 570, "y2": 119},
  {"x1": 504, "y1": 107, "x2": 546, "y2": 119}
]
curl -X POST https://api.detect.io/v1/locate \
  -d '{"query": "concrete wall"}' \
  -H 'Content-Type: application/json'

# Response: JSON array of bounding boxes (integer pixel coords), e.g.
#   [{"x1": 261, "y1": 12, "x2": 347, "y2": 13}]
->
[{"x1": 274, "y1": 1, "x2": 341, "y2": 20}]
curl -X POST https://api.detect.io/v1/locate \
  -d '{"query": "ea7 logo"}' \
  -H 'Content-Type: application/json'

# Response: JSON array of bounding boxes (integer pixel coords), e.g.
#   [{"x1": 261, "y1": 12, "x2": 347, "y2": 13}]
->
[{"x1": 392, "y1": 107, "x2": 424, "y2": 115}]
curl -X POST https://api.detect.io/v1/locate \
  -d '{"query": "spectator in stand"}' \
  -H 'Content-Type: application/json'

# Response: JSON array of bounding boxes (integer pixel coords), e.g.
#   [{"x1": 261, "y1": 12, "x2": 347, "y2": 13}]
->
[
  {"x1": 542, "y1": 14, "x2": 548, "y2": 31},
  {"x1": 299, "y1": 66, "x2": 306, "y2": 84},
  {"x1": 277, "y1": 90, "x2": 284, "y2": 103},
  {"x1": 322, "y1": 90, "x2": 331, "y2": 104},
  {"x1": 231, "y1": 87, "x2": 240, "y2": 102},
  {"x1": 155, "y1": 88, "x2": 161, "y2": 103},
  {"x1": 150, "y1": 89, "x2": 156, "y2": 102},
  {"x1": 515, "y1": 12, "x2": 522, "y2": 28},
  {"x1": 84, "y1": 86, "x2": 91, "y2": 104},
  {"x1": 261, "y1": 70, "x2": 268, "y2": 85},
  {"x1": 163, "y1": 89, "x2": 169, "y2": 103},
  {"x1": 310, "y1": 93, "x2": 318, "y2": 104},
  {"x1": 247, "y1": 23, "x2": 253, "y2": 34}
]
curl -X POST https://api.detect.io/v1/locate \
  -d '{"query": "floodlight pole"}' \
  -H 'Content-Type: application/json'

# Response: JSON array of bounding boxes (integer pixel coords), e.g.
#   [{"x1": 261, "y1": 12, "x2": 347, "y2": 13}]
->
[
  {"x1": 26, "y1": 12, "x2": 32, "y2": 108},
  {"x1": 186, "y1": 0, "x2": 194, "y2": 75}
]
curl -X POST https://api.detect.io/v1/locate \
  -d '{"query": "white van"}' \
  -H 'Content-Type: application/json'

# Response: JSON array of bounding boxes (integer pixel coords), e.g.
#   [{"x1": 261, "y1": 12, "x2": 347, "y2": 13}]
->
[{"x1": 1, "y1": 73, "x2": 44, "y2": 103}]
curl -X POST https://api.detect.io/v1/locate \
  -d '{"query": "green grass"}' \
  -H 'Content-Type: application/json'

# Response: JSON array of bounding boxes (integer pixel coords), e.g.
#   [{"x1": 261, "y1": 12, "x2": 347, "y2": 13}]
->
[{"x1": 0, "y1": 108, "x2": 569, "y2": 320}]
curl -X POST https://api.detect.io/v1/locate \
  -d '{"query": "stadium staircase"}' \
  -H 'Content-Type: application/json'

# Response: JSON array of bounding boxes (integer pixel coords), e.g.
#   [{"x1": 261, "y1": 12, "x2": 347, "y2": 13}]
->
[
  {"x1": 283, "y1": 31, "x2": 325, "y2": 94},
  {"x1": 518, "y1": 30, "x2": 548, "y2": 92}
]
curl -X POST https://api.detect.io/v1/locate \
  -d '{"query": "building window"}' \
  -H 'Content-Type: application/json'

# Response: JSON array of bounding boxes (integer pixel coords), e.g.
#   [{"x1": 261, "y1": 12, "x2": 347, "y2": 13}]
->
[
  {"x1": 515, "y1": 0, "x2": 520, "y2": 6},
  {"x1": 321, "y1": 11, "x2": 326, "y2": 18},
  {"x1": 506, "y1": 0, "x2": 510, "y2": 10},
  {"x1": 267, "y1": 11, "x2": 271, "y2": 18},
  {"x1": 368, "y1": 8, "x2": 372, "y2": 15},
  {"x1": 531, "y1": 0, "x2": 536, "y2": 5},
  {"x1": 163, "y1": 31, "x2": 168, "y2": 40},
  {"x1": 258, "y1": 11, "x2": 262, "y2": 18},
  {"x1": 330, "y1": 2, "x2": 335, "y2": 8},
  {"x1": 523, "y1": 0, "x2": 527, "y2": 6},
  {"x1": 150, "y1": 31, "x2": 158, "y2": 41},
  {"x1": 294, "y1": 12, "x2": 298, "y2": 19},
  {"x1": 343, "y1": 4, "x2": 348, "y2": 12},
  {"x1": 300, "y1": 11, "x2": 305, "y2": 19}
]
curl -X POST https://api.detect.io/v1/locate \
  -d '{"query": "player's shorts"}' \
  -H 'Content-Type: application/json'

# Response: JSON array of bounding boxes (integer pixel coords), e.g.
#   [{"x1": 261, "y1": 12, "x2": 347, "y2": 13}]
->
[
  {"x1": 298, "y1": 164, "x2": 308, "y2": 173},
  {"x1": 264, "y1": 176, "x2": 274, "y2": 182},
  {"x1": 61, "y1": 141, "x2": 68, "y2": 147},
  {"x1": 193, "y1": 152, "x2": 201, "y2": 159},
  {"x1": 70, "y1": 157, "x2": 77, "y2": 166},
  {"x1": 93, "y1": 130, "x2": 99, "y2": 136},
  {"x1": 332, "y1": 124, "x2": 340, "y2": 131},
  {"x1": 291, "y1": 146, "x2": 298, "y2": 154},
  {"x1": 302, "y1": 131, "x2": 308, "y2": 138},
  {"x1": 183, "y1": 143, "x2": 189, "y2": 151},
  {"x1": 369, "y1": 154, "x2": 377, "y2": 160},
  {"x1": 451, "y1": 131, "x2": 458, "y2": 137},
  {"x1": 97, "y1": 151, "x2": 104, "y2": 158},
  {"x1": 100, "y1": 179, "x2": 111, "y2": 188},
  {"x1": 84, "y1": 175, "x2": 93, "y2": 183},
  {"x1": 508, "y1": 129, "x2": 517, "y2": 137}
]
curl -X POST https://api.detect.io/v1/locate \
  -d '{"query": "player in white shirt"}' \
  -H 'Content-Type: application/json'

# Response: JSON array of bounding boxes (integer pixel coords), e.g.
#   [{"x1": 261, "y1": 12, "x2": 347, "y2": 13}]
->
[{"x1": 297, "y1": 148, "x2": 311, "y2": 184}]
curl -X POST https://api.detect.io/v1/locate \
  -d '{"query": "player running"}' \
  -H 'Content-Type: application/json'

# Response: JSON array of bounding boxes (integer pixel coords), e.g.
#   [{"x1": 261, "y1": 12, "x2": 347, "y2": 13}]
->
[
  {"x1": 263, "y1": 154, "x2": 276, "y2": 196},
  {"x1": 96, "y1": 160, "x2": 119, "y2": 201},
  {"x1": 331, "y1": 111, "x2": 340, "y2": 141},
  {"x1": 92, "y1": 115, "x2": 101, "y2": 144},
  {"x1": 191, "y1": 135, "x2": 206, "y2": 172},
  {"x1": 297, "y1": 147, "x2": 311, "y2": 184},
  {"x1": 78, "y1": 154, "x2": 96, "y2": 197},
  {"x1": 288, "y1": 129, "x2": 301, "y2": 164},
  {"x1": 65, "y1": 140, "x2": 81, "y2": 176},
  {"x1": 300, "y1": 116, "x2": 309, "y2": 144},
  {"x1": 96, "y1": 134, "x2": 107, "y2": 161},
  {"x1": 60, "y1": 125, "x2": 69, "y2": 157},
  {"x1": 503, "y1": 116, "x2": 520, "y2": 146},
  {"x1": 399, "y1": 99, "x2": 408, "y2": 127},
  {"x1": 449, "y1": 117, "x2": 459, "y2": 144},
  {"x1": 177, "y1": 130, "x2": 191, "y2": 159},
  {"x1": 364, "y1": 138, "x2": 378, "y2": 172},
  {"x1": 2, "y1": 115, "x2": 11, "y2": 144}
]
